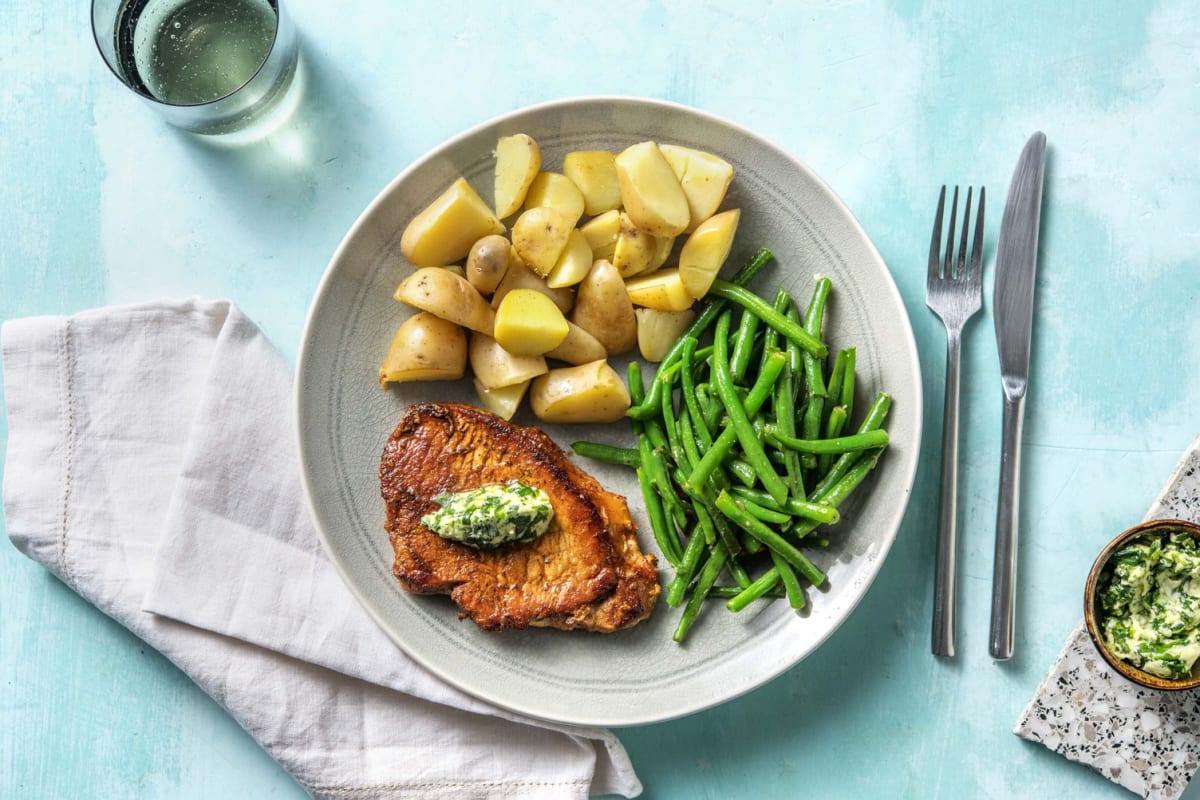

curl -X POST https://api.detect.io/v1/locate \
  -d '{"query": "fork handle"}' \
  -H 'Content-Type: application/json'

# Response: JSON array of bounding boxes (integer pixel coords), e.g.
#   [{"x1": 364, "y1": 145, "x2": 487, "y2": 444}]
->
[
  {"x1": 931, "y1": 330, "x2": 964, "y2": 657},
  {"x1": 989, "y1": 390, "x2": 1026, "y2": 660}
]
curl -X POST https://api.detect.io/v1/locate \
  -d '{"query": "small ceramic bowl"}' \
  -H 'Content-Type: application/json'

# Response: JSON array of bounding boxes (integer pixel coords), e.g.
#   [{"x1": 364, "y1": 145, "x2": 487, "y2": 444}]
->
[{"x1": 1084, "y1": 518, "x2": 1200, "y2": 691}]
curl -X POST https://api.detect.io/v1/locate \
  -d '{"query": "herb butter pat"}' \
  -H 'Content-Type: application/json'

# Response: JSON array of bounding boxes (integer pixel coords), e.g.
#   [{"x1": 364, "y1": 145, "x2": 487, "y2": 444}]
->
[
  {"x1": 421, "y1": 482, "x2": 553, "y2": 550},
  {"x1": 1100, "y1": 531, "x2": 1200, "y2": 680}
]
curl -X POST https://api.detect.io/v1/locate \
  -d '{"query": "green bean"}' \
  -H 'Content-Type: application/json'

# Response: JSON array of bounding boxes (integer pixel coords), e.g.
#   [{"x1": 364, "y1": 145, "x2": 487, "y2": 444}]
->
[
  {"x1": 673, "y1": 542, "x2": 729, "y2": 642},
  {"x1": 714, "y1": 491, "x2": 826, "y2": 585},
  {"x1": 571, "y1": 441, "x2": 640, "y2": 468},
  {"x1": 798, "y1": 278, "x2": 832, "y2": 469},
  {"x1": 666, "y1": 525, "x2": 709, "y2": 607},
  {"x1": 726, "y1": 553, "x2": 753, "y2": 589},
  {"x1": 840, "y1": 348, "x2": 856, "y2": 419},
  {"x1": 725, "y1": 566, "x2": 784, "y2": 612},
  {"x1": 818, "y1": 405, "x2": 849, "y2": 475},
  {"x1": 729, "y1": 486, "x2": 841, "y2": 525},
  {"x1": 728, "y1": 308, "x2": 761, "y2": 384},
  {"x1": 638, "y1": 436, "x2": 683, "y2": 565},
  {"x1": 707, "y1": 280, "x2": 827, "y2": 358},
  {"x1": 773, "y1": 364, "x2": 806, "y2": 499},
  {"x1": 710, "y1": 584, "x2": 785, "y2": 599},
  {"x1": 811, "y1": 393, "x2": 891, "y2": 498},
  {"x1": 628, "y1": 248, "x2": 775, "y2": 420},
  {"x1": 771, "y1": 550, "x2": 807, "y2": 609},
  {"x1": 680, "y1": 338, "x2": 713, "y2": 452},
  {"x1": 727, "y1": 458, "x2": 757, "y2": 488},
  {"x1": 733, "y1": 494, "x2": 792, "y2": 526},
  {"x1": 765, "y1": 427, "x2": 889, "y2": 454},
  {"x1": 627, "y1": 361, "x2": 646, "y2": 405}
]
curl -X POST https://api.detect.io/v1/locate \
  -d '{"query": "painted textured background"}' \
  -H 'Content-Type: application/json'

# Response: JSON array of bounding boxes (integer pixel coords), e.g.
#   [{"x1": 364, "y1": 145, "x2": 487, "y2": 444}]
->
[{"x1": 2, "y1": 1, "x2": 1198, "y2": 797}]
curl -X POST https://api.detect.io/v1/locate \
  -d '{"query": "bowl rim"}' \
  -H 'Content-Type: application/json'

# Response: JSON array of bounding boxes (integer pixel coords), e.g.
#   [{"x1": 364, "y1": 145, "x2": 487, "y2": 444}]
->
[{"x1": 1083, "y1": 518, "x2": 1200, "y2": 691}]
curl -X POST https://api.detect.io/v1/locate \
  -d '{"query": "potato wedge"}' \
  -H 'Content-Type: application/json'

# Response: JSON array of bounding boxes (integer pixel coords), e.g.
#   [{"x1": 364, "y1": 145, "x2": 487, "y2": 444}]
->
[
  {"x1": 400, "y1": 178, "x2": 505, "y2": 268},
  {"x1": 523, "y1": 172, "x2": 586, "y2": 224},
  {"x1": 466, "y1": 234, "x2": 511, "y2": 295},
  {"x1": 571, "y1": 259, "x2": 637, "y2": 356},
  {"x1": 473, "y1": 378, "x2": 529, "y2": 421},
  {"x1": 579, "y1": 209, "x2": 621, "y2": 261},
  {"x1": 494, "y1": 289, "x2": 570, "y2": 356},
  {"x1": 491, "y1": 255, "x2": 574, "y2": 314},
  {"x1": 378, "y1": 312, "x2": 466, "y2": 385},
  {"x1": 614, "y1": 141, "x2": 690, "y2": 237},
  {"x1": 544, "y1": 320, "x2": 607, "y2": 365},
  {"x1": 635, "y1": 307, "x2": 696, "y2": 362},
  {"x1": 625, "y1": 268, "x2": 694, "y2": 312},
  {"x1": 612, "y1": 211, "x2": 658, "y2": 278},
  {"x1": 546, "y1": 229, "x2": 594, "y2": 289},
  {"x1": 469, "y1": 332, "x2": 548, "y2": 389},
  {"x1": 678, "y1": 208, "x2": 740, "y2": 298},
  {"x1": 658, "y1": 144, "x2": 735, "y2": 232},
  {"x1": 511, "y1": 206, "x2": 577, "y2": 277},
  {"x1": 394, "y1": 268, "x2": 495, "y2": 334},
  {"x1": 529, "y1": 359, "x2": 631, "y2": 424},
  {"x1": 650, "y1": 234, "x2": 675, "y2": 272},
  {"x1": 494, "y1": 133, "x2": 541, "y2": 218},
  {"x1": 563, "y1": 150, "x2": 621, "y2": 216}
]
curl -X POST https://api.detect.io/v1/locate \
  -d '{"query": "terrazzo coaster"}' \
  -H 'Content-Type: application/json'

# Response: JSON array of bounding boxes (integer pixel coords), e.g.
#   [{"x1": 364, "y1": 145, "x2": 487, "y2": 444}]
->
[{"x1": 1015, "y1": 433, "x2": 1200, "y2": 800}]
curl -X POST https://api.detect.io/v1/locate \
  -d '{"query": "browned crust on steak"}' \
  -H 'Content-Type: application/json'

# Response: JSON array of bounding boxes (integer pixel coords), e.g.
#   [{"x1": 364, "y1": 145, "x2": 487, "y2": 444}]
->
[{"x1": 380, "y1": 402, "x2": 659, "y2": 632}]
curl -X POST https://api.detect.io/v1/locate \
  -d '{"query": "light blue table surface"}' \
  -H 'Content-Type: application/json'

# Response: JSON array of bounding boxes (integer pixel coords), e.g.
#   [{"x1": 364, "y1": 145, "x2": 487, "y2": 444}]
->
[{"x1": 3, "y1": 1, "x2": 1199, "y2": 797}]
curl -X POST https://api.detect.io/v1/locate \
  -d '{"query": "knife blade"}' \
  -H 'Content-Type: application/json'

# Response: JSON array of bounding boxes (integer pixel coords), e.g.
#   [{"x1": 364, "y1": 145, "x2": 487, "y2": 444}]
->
[{"x1": 989, "y1": 131, "x2": 1047, "y2": 660}]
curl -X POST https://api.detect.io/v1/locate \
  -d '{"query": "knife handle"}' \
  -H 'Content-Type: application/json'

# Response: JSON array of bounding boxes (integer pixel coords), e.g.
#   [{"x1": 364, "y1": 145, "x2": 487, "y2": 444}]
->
[
  {"x1": 931, "y1": 331, "x2": 964, "y2": 657},
  {"x1": 989, "y1": 390, "x2": 1026, "y2": 660}
]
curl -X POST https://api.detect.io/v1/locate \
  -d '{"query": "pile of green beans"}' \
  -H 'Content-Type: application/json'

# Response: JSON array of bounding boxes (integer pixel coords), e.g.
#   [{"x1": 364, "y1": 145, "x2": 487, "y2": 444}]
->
[{"x1": 572, "y1": 248, "x2": 890, "y2": 643}]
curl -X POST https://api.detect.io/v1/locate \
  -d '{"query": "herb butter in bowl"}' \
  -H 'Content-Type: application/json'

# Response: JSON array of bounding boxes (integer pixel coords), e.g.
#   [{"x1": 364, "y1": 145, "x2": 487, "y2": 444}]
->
[{"x1": 1084, "y1": 519, "x2": 1200, "y2": 691}]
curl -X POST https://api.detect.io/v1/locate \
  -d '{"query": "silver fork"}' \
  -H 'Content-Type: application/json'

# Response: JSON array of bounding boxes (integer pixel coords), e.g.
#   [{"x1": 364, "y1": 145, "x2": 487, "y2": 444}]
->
[{"x1": 927, "y1": 185, "x2": 985, "y2": 658}]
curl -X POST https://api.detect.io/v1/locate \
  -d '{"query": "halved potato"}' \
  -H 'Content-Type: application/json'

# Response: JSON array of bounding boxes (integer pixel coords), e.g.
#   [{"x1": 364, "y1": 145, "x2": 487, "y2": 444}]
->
[
  {"x1": 523, "y1": 172, "x2": 586, "y2": 224},
  {"x1": 473, "y1": 378, "x2": 529, "y2": 421},
  {"x1": 468, "y1": 332, "x2": 548, "y2": 389},
  {"x1": 401, "y1": 178, "x2": 505, "y2": 268},
  {"x1": 491, "y1": 256, "x2": 574, "y2": 314},
  {"x1": 635, "y1": 307, "x2": 696, "y2": 362},
  {"x1": 614, "y1": 141, "x2": 690, "y2": 237},
  {"x1": 579, "y1": 209, "x2": 621, "y2": 261},
  {"x1": 650, "y1": 234, "x2": 675, "y2": 272},
  {"x1": 546, "y1": 229, "x2": 594, "y2": 289},
  {"x1": 394, "y1": 268, "x2": 495, "y2": 334},
  {"x1": 625, "y1": 268, "x2": 694, "y2": 312},
  {"x1": 494, "y1": 133, "x2": 541, "y2": 218},
  {"x1": 612, "y1": 212, "x2": 658, "y2": 278},
  {"x1": 511, "y1": 206, "x2": 577, "y2": 277},
  {"x1": 529, "y1": 359, "x2": 631, "y2": 424},
  {"x1": 494, "y1": 289, "x2": 570, "y2": 356},
  {"x1": 466, "y1": 234, "x2": 511, "y2": 295},
  {"x1": 658, "y1": 144, "x2": 735, "y2": 232},
  {"x1": 378, "y1": 312, "x2": 466, "y2": 385},
  {"x1": 544, "y1": 320, "x2": 607, "y2": 365},
  {"x1": 563, "y1": 151, "x2": 621, "y2": 215},
  {"x1": 679, "y1": 208, "x2": 740, "y2": 298},
  {"x1": 572, "y1": 259, "x2": 637, "y2": 356}
]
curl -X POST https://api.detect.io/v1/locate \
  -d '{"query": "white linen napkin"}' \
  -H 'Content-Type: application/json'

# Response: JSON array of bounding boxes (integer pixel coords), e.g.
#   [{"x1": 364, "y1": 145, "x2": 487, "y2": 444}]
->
[
  {"x1": 1015, "y1": 433, "x2": 1200, "y2": 800},
  {"x1": 2, "y1": 297, "x2": 642, "y2": 800}
]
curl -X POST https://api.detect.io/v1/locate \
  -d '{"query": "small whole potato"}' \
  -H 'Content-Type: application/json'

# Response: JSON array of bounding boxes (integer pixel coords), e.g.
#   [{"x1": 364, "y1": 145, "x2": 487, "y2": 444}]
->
[
  {"x1": 378, "y1": 312, "x2": 467, "y2": 386},
  {"x1": 571, "y1": 259, "x2": 637, "y2": 356},
  {"x1": 466, "y1": 235, "x2": 511, "y2": 295}
]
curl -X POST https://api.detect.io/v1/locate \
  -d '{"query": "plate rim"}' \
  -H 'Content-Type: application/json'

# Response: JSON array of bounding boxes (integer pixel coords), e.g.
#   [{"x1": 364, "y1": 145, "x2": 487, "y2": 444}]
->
[{"x1": 294, "y1": 95, "x2": 923, "y2": 727}]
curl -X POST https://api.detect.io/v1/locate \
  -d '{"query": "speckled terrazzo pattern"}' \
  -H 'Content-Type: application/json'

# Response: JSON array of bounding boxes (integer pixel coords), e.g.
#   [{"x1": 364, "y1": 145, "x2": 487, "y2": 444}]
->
[{"x1": 1016, "y1": 434, "x2": 1200, "y2": 799}]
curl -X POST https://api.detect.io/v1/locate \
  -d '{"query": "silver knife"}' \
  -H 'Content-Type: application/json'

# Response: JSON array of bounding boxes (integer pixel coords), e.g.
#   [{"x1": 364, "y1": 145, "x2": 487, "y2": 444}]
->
[{"x1": 989, "y1": 131, "x2": 1047, "y2": 660}]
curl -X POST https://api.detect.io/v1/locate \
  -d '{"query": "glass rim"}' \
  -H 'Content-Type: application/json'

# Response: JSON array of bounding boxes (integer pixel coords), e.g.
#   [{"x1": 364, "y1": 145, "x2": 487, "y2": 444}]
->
[{"x1": 90, "y1": 0, "x2": 286, "y2": 109}]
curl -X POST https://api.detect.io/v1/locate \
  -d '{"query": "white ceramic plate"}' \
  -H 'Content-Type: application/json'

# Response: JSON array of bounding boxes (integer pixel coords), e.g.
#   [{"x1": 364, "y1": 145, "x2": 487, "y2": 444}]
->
[{"x1": 296, "y1": 97, "x2": 921, "y2": 727}]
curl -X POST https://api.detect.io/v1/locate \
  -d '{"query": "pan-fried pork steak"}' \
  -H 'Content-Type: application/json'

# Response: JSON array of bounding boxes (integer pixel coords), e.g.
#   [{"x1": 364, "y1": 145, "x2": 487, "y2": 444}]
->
[{"x1": 380, "y1": 402, "x2": 660, "y2": 632}]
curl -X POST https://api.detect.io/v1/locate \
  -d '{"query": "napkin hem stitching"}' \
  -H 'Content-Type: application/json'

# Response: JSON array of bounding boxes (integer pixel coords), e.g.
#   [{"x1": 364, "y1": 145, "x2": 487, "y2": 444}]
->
[{"x1": 56, "y1": 316, "x2": 78, "y2": 590}]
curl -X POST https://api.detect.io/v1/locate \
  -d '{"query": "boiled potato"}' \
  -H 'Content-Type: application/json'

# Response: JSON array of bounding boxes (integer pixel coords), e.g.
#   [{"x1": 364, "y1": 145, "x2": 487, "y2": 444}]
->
[
  {"x1": 394, "y1": 268, "x2": 495, "y2": 334},
  {"x1": 579, "y1": 209, "x2": 621, "y2": 261},
  {"x1": 401, "y1": 178, "x2": 505, "y2": 268},
  {"x1": 523, "y1": 172, "x2": 586, "y2": 224},
  {"x1": 563, "y1": 150, "x2": 621, "y2": 215},
  {"x1": 491, "y1": 256, "x2": 574, "y2": 314},
  {"x1": 529, "y1": 359, "x2": 631, "y2": 424},
  {"x1": 473, "y1": 378, "x2": 529, "y2": 421},
  {"x1": 378, "y1": 312, "x2": 466, "y2": 385},
  {"x1": 625, "y1": 268, "x2": 694, "y2": 312},
  {"x1": 679, "y1": 208, "x2": 740, "y2": 298},
  {"x1": 658, "y1": 144, "x2": 735, "y2": 232},
  {"x1": 612, "y1": 212, "x2": 658, "y2": 278},
  {"x1": 614, "y1": 141, "x2": 690, "y2": 237},
  {"x1": 546, "y1": 229, "x2": 594, "y2": 289},
  {"x1": 635, "y1": 308, "x2": 696, "y2": 362},
  {"x1": 544, "y1": 320, "x2": 608, "y2": 365},
  {"x1": 511, "y1": 206, "x2": 577, "y2": 277},
  {"x1": 571, "y1": 259, "x2": 637, "y2": 356},
  {"x1": 494, "y1": 133, "x2": 541, "y2": 218},
  {"x1": 494, "y1": 289, "x2": 570, "y2": 356},
  {"x1": 469, "y1": 332, "x2": 548, "y2": 389},
  {"x1": 650, "y1": 234, "x2": 675, "y2": 272},
  {"x1": 466, "y1": 234, "x2": 511, "y2": 295}
]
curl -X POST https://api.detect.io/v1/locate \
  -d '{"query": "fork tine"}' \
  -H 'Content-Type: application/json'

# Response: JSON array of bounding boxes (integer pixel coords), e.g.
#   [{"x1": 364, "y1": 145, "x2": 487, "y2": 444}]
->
[
  {"x1": 969, "y1": 186, "x2": 986, "y2": 285},
  {"x1": 928, "y1": 185, "x2": 947, "y2": 283},
  {"x1": 942, "y1": 186, "x2": 959, "y2": 280},
  {"x1": 956, "y1": 187, "x2": 973, "y2": 280}
]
